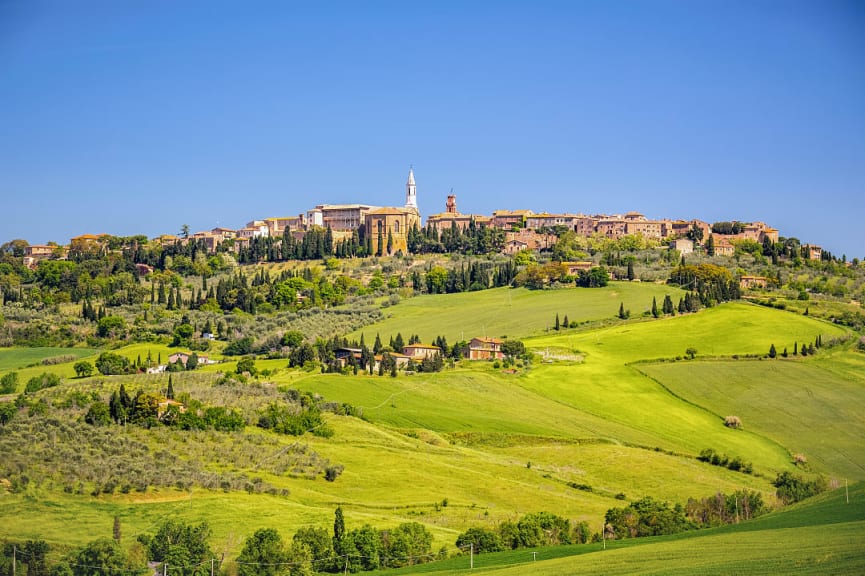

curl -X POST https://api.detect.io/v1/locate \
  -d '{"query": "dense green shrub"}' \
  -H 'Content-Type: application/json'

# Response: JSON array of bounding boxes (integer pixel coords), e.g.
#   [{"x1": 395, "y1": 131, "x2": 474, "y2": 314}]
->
[
  {"x1": 773, "y1": 471, "x2": 826, "y2": 504},
  {"x1": 95, "y1": 352, "x2": 132, "y2": 375},
  {"x1": 24, "y1": 372, "x2": 61, "y2": 394}
]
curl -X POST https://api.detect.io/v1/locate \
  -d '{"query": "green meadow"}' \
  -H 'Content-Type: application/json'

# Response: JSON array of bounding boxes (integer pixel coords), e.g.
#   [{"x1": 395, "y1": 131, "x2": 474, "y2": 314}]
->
[
  {"x1": 348, "y1": 283, "x2": 685, "y2": 343},
  {"x1": 374, "y1": 481, "x2": 865, "y2": 575},
  {"x1": 2, "y1": 282, "x2": 863, "y2": 572},
  {"x1": 639, "y1": 354, "x2": 865, "y2": 479},
  {"x1": 0, "y1": 346, "x2": 98, "y2": 371}
]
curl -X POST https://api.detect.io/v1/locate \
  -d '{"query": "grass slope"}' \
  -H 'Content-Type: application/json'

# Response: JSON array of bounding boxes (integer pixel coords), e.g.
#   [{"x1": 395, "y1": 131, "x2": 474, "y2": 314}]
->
[
  {"x1": 1, "y1": 289, "x2": 859, "y2": 570},
  {"x1": 348, "y1": 283, "x2": 685, "y2": 343},
  {"x1": 515, "y1": 302, "x2": 850, "y2": 473},
  {"x1": 639, "y1": 352, "x2": 865, "y2": 479},
  {"x1": 375, "y1": 482, "x2": 865, "y2": 575},
  {"x1": 0, "y1": 347, "x2": 98, "y2": 371}
]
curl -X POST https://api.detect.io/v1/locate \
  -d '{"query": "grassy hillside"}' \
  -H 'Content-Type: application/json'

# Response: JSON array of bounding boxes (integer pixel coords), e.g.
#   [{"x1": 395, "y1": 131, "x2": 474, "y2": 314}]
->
[
  {"x1": 375, "y1": 482, "x2": 865, "y2": 575},
  {"x1": 1, "y1": 285, "x2": 861, "y2": 572},
  {"x1": 0, "y1": 347, "x2": 98, "y2": 371},
  {"x1": 639, "y1": 352, "x2": 865, "y2": 479},
  {"x1": 348, "y1": 283, "x2": 685, "y2": 343}
]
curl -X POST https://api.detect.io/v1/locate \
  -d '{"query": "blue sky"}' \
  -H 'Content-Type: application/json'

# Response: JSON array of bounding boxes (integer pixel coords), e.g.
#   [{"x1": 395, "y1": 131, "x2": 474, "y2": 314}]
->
[{"x1": 1, "y1": 0, "x2": 864, "y2": 256}]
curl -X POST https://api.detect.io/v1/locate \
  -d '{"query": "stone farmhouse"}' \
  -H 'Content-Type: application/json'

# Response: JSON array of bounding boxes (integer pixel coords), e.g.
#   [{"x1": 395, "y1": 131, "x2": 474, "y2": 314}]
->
[
  {"x1": 402, "y1": 343, "x2": 441, "y2": 360},
  {"x1": 740, "y1": 275, "x2": 770, "y2": 289},
  {"x1": 467, "y1": 337, "x2": 504, "y2": 360}
]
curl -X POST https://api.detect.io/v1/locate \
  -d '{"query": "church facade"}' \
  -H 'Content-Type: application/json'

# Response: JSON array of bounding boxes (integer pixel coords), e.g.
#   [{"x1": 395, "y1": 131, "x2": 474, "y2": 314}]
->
[{"x1": 364, "y1": 168, "x2": 421, "y2": 255}]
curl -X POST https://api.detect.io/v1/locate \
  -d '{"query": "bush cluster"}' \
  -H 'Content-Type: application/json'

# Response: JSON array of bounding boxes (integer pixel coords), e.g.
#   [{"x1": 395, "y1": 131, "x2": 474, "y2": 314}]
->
[{"x1": 697, "y1": 448, "x2": 753, "y2": 474}]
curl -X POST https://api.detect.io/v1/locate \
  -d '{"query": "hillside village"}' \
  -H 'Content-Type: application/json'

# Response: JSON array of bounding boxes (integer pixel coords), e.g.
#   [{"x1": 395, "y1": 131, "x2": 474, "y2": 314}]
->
[{"x1": 14, "y1": 169, "x2": 828, "y2": 271}]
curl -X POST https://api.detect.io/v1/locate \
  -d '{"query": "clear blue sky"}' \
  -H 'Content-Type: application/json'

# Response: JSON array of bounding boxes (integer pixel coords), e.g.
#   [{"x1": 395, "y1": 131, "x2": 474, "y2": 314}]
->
[{"x1": 1, "y1": 0, "x2": 864, "y2": 256}]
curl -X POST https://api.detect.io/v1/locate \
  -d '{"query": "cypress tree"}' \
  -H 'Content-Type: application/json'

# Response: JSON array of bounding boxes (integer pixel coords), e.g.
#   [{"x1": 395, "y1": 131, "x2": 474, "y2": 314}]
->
[
  {"x1": 119, "y1": 383, "x2": 132, "y2": 410},
  {"x1": 333, "y1": 507, "x2": 346, "y2": 552},
  {"x1": 167, "y1": 374, "x2": 175, "y2": 399},
  {"x1": 555, "y1": 314, "x2": 560, "y2": 330},
  {"x1": 563, "y1": 314, "x2": 569, "y2": 328},
  {"x1": 627, "y1": 260, "x2": 635, "y2": 281},
  {"x1": 769, "y1": 344, "x2": 777, "y2": 358},
  {"x1": 663, "y1": 295, "x2": 674, "y2": 315},
  {"x1": 652, "y1": 297, "x2": 659, "y2": 318}
]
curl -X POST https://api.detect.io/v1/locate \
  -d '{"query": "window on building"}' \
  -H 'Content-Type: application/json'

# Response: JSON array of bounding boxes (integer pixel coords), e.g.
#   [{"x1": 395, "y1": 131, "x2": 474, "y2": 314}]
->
[{"x1": 394, "y1": 220, "x2": 400, "y2": 233}]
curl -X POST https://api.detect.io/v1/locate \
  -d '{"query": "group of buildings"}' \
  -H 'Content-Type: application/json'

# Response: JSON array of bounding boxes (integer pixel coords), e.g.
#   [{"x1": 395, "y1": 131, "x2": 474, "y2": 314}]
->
[
  {"x1": 334, "y1": 336, "x2": 508, "y2": 373},
  {"x1": 21, "y1": 168, "x2": 813, "y2": 269}
]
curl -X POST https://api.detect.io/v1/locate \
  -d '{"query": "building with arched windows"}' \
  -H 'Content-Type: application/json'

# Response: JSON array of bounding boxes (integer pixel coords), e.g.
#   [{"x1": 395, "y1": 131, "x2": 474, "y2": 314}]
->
[{"x1": 364, "y1": 168, "x2": 421, "y2": 255}]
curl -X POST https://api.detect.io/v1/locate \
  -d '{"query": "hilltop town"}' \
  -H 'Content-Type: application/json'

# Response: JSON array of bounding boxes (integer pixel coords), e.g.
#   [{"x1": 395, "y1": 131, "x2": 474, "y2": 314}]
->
[{"x1": 14, "y1": 169, "x2": 830, "y2": 270}]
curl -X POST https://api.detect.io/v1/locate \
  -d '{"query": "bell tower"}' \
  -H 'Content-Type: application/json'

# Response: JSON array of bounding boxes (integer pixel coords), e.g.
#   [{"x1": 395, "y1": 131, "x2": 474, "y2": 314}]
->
[
  {"x1": 446, "y1": 194, "x2": 457, "y2": 214},
  {"x1": 405, "y1": 167, "x2": 418, "y2": 211}
]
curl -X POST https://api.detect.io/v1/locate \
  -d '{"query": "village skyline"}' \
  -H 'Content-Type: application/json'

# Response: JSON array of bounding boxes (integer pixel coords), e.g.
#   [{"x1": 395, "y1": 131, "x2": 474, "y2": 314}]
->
[{"x1": 2, "y1": 2, "x2": 862, "y2": 256}]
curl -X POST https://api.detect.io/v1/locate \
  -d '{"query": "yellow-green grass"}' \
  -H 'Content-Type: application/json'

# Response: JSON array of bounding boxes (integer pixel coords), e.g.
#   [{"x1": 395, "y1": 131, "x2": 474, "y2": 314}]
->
[
  {"x1": 281, "y1": 368, "x2": 659, "y2": 442},
  {"x1": 376, "y1": 482, "x2": 865, "y2": 575},
  {"x1": 0, "y1": 347, "x2": 98, "y2": 371},
  {"x1": 348, "y1": 282, "x2": 685, "y2": 343},
  {"x1": 0, "y1": 409, "x2": 773, "y2": 557},
  {"x1": 512, "y1": 302, "x2": 851, "y2": 472},
  {"x1": 639, "y1": 353, "x2": 865, "y2": 479},
  {"x1": 526, "y1": 301, "x2": 848, "y2": 364},
  {"x1": 2, "y1": 298, "x2": 859, "y2": 563}
]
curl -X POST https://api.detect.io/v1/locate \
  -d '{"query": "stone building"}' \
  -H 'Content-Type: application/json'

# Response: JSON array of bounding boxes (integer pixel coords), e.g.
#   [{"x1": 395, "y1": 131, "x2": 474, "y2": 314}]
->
[{"x1": 364, "y1": 168, "x2": 421, "y2": 255}]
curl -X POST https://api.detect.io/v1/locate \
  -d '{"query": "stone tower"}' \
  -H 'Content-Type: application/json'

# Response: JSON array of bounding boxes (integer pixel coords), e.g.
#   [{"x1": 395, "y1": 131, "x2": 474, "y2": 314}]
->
[{"x1": 446, "y1": 194, "x2": 457, "y2": 214}]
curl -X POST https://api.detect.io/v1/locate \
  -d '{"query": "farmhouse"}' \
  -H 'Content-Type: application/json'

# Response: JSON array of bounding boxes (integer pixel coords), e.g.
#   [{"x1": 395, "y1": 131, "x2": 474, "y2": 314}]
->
[
  {"x1": 670, "y1": 238, "x2": 694, "y2": 255},
  {"x1": 740, "y1": 275, "x2": 769, "y2": 289},
  {"x1": 157, "y1": 399, "x2": 187, "y2": 419},
  {"x1": 167, "y1": 352, "x2": 212, "y2": 367},
  {"x1": 467, "y1": 337, "x2": 504, "y2": 360},
  {"x1": 562, "y1": 261, "x2": 594, "y2": 275},
  {"x1": 402, "y1": 344, "x2": 441, "y2": 360}
]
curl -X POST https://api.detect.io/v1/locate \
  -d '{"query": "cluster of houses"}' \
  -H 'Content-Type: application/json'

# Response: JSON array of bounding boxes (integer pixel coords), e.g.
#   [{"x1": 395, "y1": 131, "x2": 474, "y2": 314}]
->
[
  {"x1": 20, "y1": 168, "x2": 825, "y2": 270},
  {"x1": 145, "y1": 352, "x2": 218, "y2": 374},
  {"x1": 335, "y1": 337, "x2": 507, "y2": 372}
]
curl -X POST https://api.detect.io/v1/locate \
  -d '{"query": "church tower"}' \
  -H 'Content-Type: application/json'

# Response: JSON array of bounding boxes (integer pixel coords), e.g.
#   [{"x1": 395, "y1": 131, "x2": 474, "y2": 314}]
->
[{"x1": 405, "y1": 167, "x2": 418, "y2": 211}]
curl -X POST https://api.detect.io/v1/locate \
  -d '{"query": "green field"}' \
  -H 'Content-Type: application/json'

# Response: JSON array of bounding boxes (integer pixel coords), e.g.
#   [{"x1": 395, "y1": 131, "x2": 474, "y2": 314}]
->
[
  {"x1": 2, "y1": 284, "x2": 863, "y2": 572},
  {"x1": 348, "y1": 283, "x2": 686, "y2": 343},
  {"x1": 639, "y1": 353, "x2": 865, "y2": 479},
  {"x1": 0, "y1": 346, "x2": 98, "y2": 371},
  {"x1": 374, "y1": 482, "x2": 865, "y2": 575}
]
